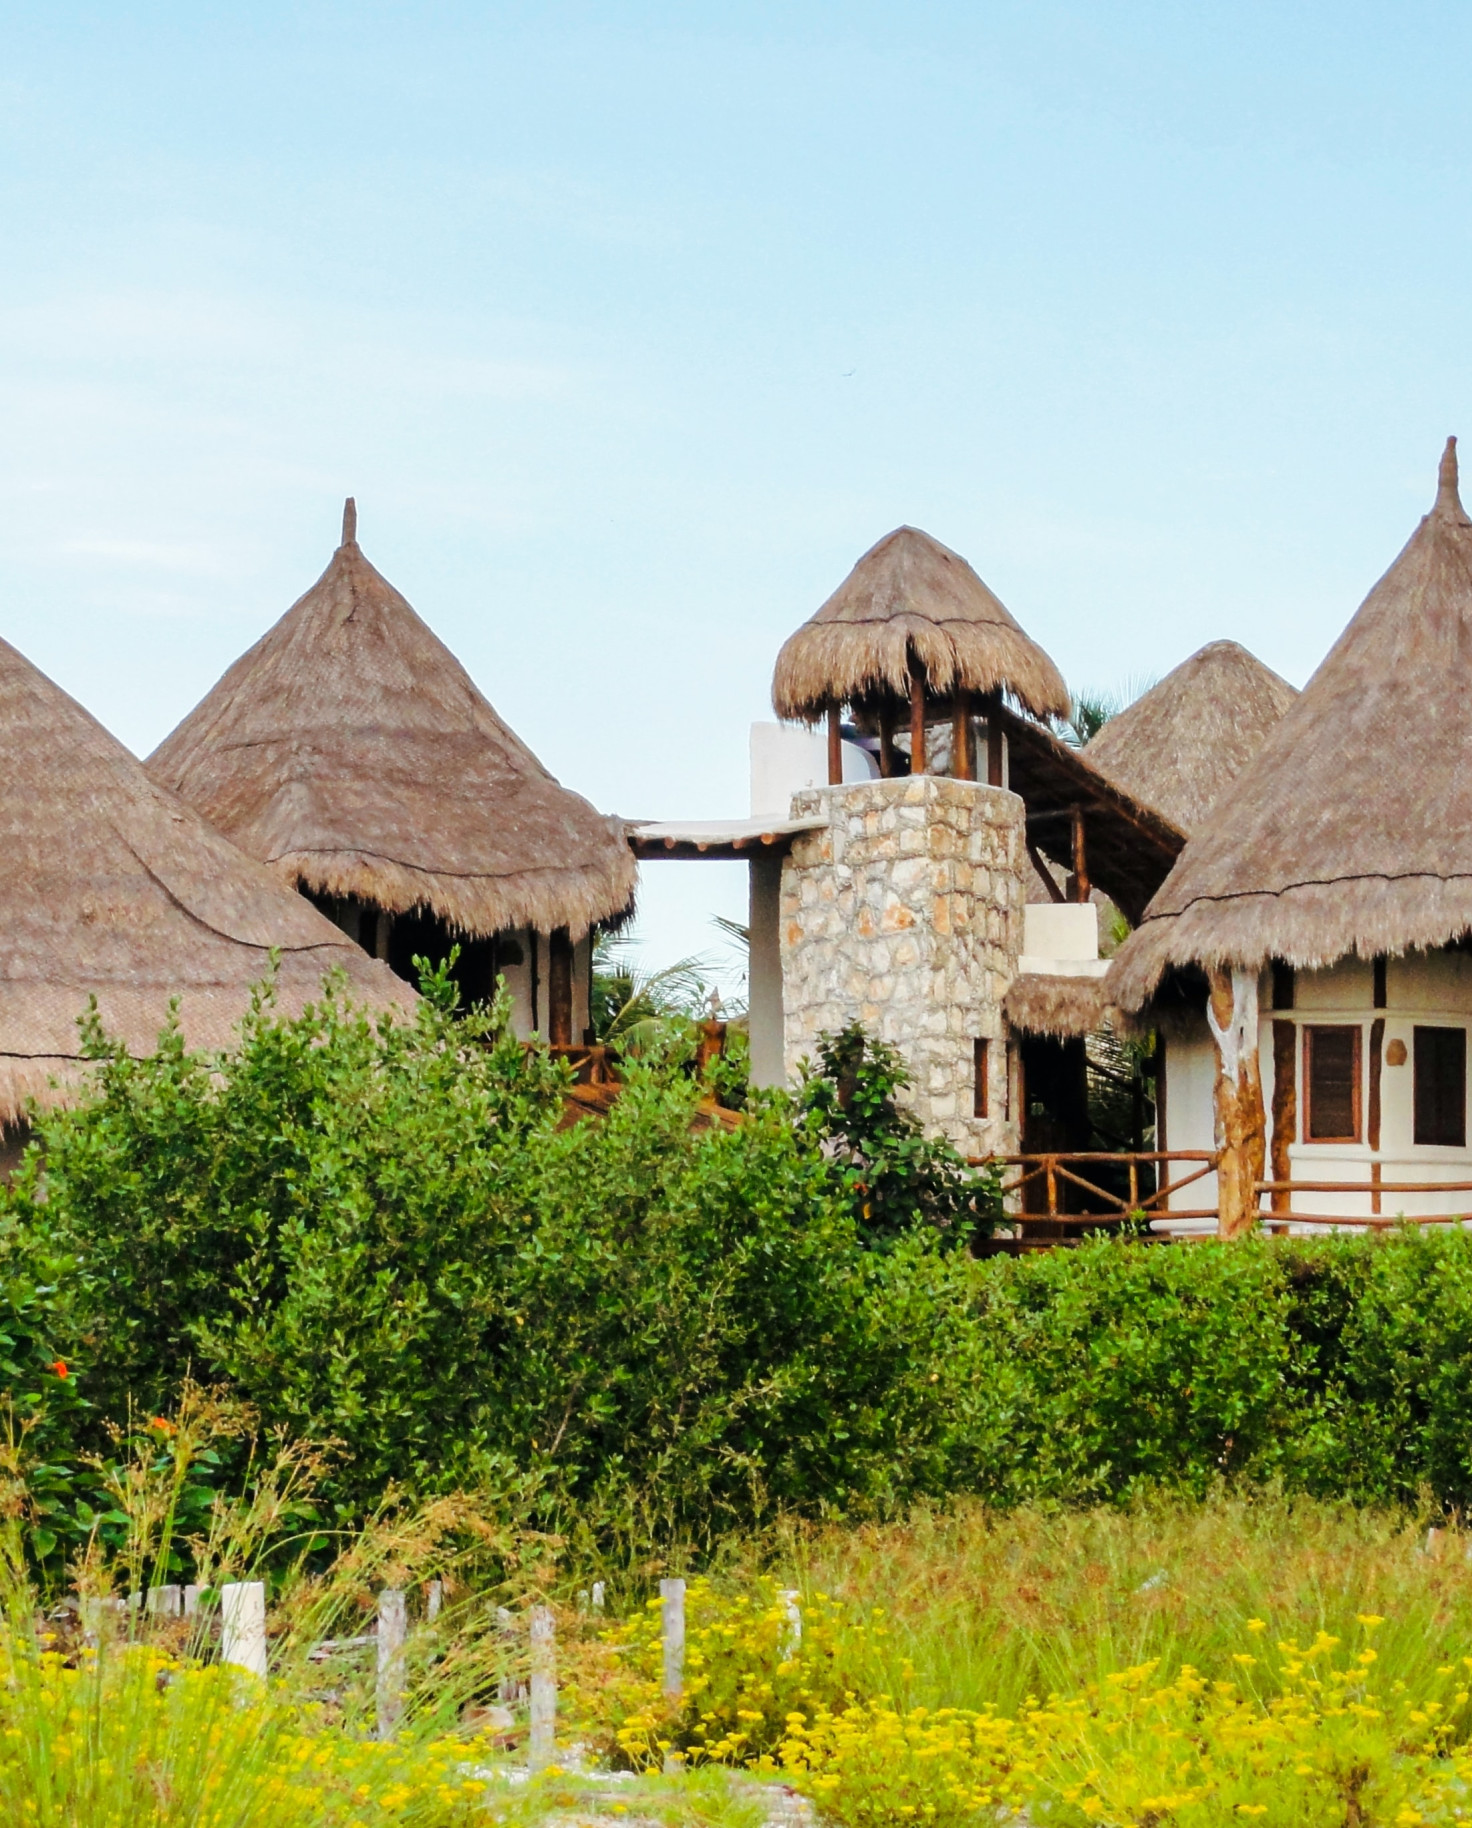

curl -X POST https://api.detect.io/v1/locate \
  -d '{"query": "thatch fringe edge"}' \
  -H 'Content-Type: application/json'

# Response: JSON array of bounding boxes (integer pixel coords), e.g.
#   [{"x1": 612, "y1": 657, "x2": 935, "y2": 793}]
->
[
  {"x1": 1109, "y1": 873, "x2": 1472, "y2": 1011},
  {"x1": 773, "y1": 618, "x2": 1070, "y2": 724},
  {"x1": 1002, "y1": 972, "x2": 1113, "y2": 1039}
]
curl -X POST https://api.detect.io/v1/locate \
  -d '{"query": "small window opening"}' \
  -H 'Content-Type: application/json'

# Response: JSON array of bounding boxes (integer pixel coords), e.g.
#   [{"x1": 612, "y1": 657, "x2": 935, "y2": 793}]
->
[
  {"x1": 1271, "y1": 962, "x2": 1296, "y2": 1010},
  {"x1": 1304, "y1": 1025, "x2": 1361, "y2": 1143},
  {"x1": 973, "y1": 1038, "x2": 989, "y2": 1120},
  {"x1": 1414, "y1": 1026, "x2": 1467, "y2": 1147},
  {"x1": 1373, "y1": 957, "x2": 1388, "y2": 1009}
]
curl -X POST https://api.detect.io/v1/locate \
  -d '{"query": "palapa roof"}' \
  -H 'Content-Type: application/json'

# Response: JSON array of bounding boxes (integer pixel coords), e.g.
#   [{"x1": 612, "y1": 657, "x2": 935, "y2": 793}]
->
[
  {"x1": 1084, "y1": 642, "x2": 1298, "y2": 834},
  {"x1": 1003, "y1": 973, "x2": 1112, "y2": 1039},
  {"x1": 0, "y1": 634, "x2": 407, "y2": 1128},
  {"x1": 772, "y1": 526, "x2": 1071, "y2": 724},
  {"x1": 1111, "y1": 438, "x2": 1472, "y2": 1012},
  {"x1": 149, "y1": 502, "x2": 637, "y2": 940}
]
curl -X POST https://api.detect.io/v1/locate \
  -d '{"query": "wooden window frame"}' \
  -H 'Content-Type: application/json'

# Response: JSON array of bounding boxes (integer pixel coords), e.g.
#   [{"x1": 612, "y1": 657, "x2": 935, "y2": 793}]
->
[
  {"x1": 974, "y1": 1038, "x2": 989, "y2": 1120},
  {"x1": 1303, "y1": 1024, "x2": 1363, "y2": 1145}
]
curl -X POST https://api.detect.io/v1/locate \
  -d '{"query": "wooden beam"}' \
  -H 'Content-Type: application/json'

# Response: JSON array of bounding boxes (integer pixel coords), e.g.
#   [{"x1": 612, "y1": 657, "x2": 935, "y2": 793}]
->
[
  {"x1": 1069, "y1": 804, "x2": 1090, "y2": 902},
  {"x1": 827, "y1": 704, "x2": 843, "y2": 785},
  {"x1": 1368, "y1": 1015, "x2": 1385, "y2": 1152},
  {"x1": 909, "y1": 660, "x2": 928, "y2": 775},
  {"x1": 1027, "y1": 841, "x2": 1066, "y2": 902},
  {"x1": 1270, "y1": 1020, "x2": 1297, "y2": 1214},
  {"x1": 983, "y1": 692, "x2": 1004, "y2": 787},
  {"x1": 952, "y1": 687, "x2": 973, "y2": 781}
]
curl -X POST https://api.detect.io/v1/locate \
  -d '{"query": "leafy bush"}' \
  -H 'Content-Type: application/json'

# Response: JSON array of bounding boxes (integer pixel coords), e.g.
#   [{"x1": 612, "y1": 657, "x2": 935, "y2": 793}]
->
[
  {"x1": 2, "y1": 972, "x2": 956, "y2": 1541},
  {"x1": 797, "y1": 1023, "x2": 1002, "y2": 1247}
]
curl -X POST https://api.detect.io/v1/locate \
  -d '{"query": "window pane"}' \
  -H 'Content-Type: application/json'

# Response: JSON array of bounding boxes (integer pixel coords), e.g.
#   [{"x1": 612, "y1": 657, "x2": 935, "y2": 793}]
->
[
  {"x1": 1414, "y1": 1026, "x2": 1466, "y2": 1147},
  {"x1": 1306, "y1": 1026, "x2": 1360, "y2": 1141}
]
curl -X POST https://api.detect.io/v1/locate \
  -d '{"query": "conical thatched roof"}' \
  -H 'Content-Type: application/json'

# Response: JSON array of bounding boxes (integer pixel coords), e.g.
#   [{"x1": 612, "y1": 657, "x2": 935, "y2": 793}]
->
[
  {"x1": 0, "y1": 634, "x2": 407, "y2": 1127},
  {"x1": 148, "y1": 503, "x2": 637, "y2": 939},
  {"x1": 772, "y1": 526, "x2": 1070, "y2": 723},
  {"x1": 1111, "y1": 439, "x2": 1472, "y2": 1012},
  {"x1": 1085, "y1": 642, "x2": 1298, "y2": 834}
]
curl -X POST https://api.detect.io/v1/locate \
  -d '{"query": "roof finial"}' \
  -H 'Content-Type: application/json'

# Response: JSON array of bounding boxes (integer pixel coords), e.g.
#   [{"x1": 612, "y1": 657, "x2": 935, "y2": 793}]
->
[
  {"x1": 1437, "y1": 438, "x2": 1461, "y2": 515},
  {"x1": 341, "y1": 497, "x2": 358, "y2": 546}
]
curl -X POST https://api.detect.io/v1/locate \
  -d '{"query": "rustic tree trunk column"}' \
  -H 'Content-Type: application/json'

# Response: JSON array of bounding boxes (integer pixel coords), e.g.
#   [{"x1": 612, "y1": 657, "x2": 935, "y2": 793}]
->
[
  {"x1": 951, "y1": 688, "x2": 973, "y2": 781},
  {"x1": 1208, "y1": 966, "x2": 1267, "y2": 1238},
  {"x1": 827, "y1": 703, "x2": 843, "y2": 785},
  {"x1": 909, "y1": 661, "x2": 928, "y2": 775}
]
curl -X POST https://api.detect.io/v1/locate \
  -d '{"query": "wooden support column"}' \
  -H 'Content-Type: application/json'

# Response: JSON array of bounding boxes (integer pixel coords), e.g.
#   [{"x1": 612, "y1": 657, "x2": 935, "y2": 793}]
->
[
  {"x1": 878, "y1": 702, "x2": 896, "y2": 778},
  {"x1": 909, "y1": 660, "x2": 928, "y2": 775},
  {"x1": 1368, "y1": 1016, "x2": 1385, "y2": 1153},
  {"x1": 983, "y1": 693, "x2": 1004, "y2": 787},
  {"x1": 951, "y1": 687, "x2": 973, "y2": 781},
  {"x1": 1069, "y1": 805, "x2": 1090, "y2": 902},
  {"x1": 1208, "y1": 966, "x2": 1267, "y2": 1238},
  {"x1": 548, "y1": 927, "x2": 573, "y2": 1045},
  {"x1": 1270, "y1": 1021, "x2": 1297, "y2": 1214},
  {"x1": 827, "y1": 704, "x2": 843, "y2": 785}
]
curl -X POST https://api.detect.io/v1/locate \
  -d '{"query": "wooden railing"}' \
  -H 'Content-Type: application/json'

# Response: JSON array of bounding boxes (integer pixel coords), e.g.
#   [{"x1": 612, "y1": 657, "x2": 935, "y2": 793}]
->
[
  {"x1": 1254, "y1": 1177, "x2": 1472, "y2": 1230},
  {"x1": 970, "y1": 1151, "x2": 1219, "y2": 1229}
]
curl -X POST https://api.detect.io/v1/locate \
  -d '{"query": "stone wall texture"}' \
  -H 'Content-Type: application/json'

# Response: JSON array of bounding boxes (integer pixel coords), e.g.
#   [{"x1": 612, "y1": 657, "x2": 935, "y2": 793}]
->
[{"x1": 781, "y1": 776, "x2": 1026, "y2": 1156}]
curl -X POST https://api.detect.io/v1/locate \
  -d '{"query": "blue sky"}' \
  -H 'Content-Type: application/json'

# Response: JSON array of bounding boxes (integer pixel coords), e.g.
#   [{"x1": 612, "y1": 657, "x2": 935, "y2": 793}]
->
[{"x1": 3, "y1": 3, "x2": 1471, "y2": 988}]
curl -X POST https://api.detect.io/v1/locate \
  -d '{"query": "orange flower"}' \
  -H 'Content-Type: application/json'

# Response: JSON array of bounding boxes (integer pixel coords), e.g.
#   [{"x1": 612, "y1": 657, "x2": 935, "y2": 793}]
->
[
  {"x1": 51, "y1": 1360, "x2": 67, "y2": 1379},
  {"x1": 148, "y1": 1416, "x2": 175, "y2": 1435}
]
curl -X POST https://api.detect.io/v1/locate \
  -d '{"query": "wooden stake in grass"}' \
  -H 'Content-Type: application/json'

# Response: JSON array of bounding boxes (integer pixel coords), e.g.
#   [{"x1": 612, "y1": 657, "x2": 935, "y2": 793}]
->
[
  {"x1": 660, "y1": 1578, "x2": 686, "y2": 1698},
  {"x1": 220, "y1": 1582, "x2": 267, "y2": 1680},
  {"x1": 377, "y1": 1588, "x2": 407, "y2": 1740},
  {"x1": 528, "y1": 1606, "x2": 556, "y2": 1770}
]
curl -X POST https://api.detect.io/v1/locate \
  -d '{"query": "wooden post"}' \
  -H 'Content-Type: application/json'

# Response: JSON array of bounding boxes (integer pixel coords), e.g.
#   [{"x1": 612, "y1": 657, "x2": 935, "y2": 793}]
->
[
  {"x1": 528, "y1": 1606, "x2": 556, "y2": 1770},
  {"x1": 951, "y1": 688, "x2": 973, "y2": 781},
  {"x1": 659, "y1": 1577, "x2": 685, "y2": 1698},
  {"x1": 1207, "y1": 967, "x2": 1267, "y2": 1238},
  {"x1": 909, "y1": 661, "x2": 928, "y2": 775},
  {"x1": 1070, "y1": 805, "x2": 1090, "y2": 902},
  {"x1": 878, "y1": 702, "x2": 896, "y2": 778},
  {"x1": 548, "y1": 929, "x2": 573, "y2": 1046},
  {"x1": 983, "y1": 693, "x2": 1004, "y2": 787},
  {"x1": 377, "y1": 1588, "x2": 407, "y2": 1740},
  {"x1": 827, "y1": 704, "x2": 843, "y2": 785},
  {"x1": 220, "y1": 1581, "x2": 268, "y2": 1680},
  {"x1": 1270, "y1": 1021, "x2": 1297, "y2": 1215}
]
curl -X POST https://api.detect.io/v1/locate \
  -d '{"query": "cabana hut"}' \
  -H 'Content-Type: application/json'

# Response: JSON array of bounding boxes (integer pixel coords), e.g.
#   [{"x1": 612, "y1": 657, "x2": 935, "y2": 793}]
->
[
  {"x1": 1110, "y1": 440, "x2": 1472, "y2": 1234},
  {"x1": 149, "y1": 503, "x2": 636, "y2": 1043},
  {"x1": 0, "y1": 633, "x2": 404, "y2": 1171},
  {"x1": 1085, "y1": 641, "x2": 1298, "y2": 835},
  {"x1": 639, "y1": 522, "x2": 1183, "y2": 1156}
]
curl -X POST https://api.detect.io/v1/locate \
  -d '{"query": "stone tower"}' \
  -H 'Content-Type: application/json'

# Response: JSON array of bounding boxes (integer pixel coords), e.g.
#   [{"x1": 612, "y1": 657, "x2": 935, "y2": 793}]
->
[{"x1": 780, "y1": 775, "x2": 1026, "y2": 1156}]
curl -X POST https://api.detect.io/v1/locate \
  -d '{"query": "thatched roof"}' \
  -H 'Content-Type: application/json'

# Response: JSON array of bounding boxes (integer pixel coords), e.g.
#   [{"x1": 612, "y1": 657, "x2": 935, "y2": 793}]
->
[
  {"x1": 1084, "y1": 642, "x2": 1298, "y2": 834},
  {"x1": 149, "y1": 502, "x2": 636, "y2": 939},
  {"x1": 1003, "y1": 973, "x2": 1112, "y2": 1039},
  {"x1": 772, "y1": 526, "x2": 1070, "y2": 723},
  {"x1": 1111, "y1": 438, "x2": 1472, "y2": 1012},
  {"x1": 0, "y1": 634, "x2": 407, "y2": 1128}
]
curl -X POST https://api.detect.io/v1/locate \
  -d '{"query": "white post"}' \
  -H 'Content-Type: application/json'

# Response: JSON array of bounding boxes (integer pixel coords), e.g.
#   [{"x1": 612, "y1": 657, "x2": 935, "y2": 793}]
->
[
  {"x1": 528, "y1": 1606, "x2": 556, "y2": 1770},
  {"x1": 426, "y1": 1580, "x2": 443, "y2": 1623},
  {"x1": 146, "y1": 1585, "x2": 182, "y2": 1618},
  {"x1": 660, "y1": 1578, "x2": 685, "y2": 1698},
  {"x1": 219, "y1": 1581, "x2": 268, "y2": 1680},
  {"x1": 377, "y1": 1588, "x2": 407, "y2": 1740},
  {"x1": 778, "y1": 1588, "x2": 801, "y2": 1656},
  {"x1": 183, "y1": 1585, "x2": 202, "y2": 1617},
  {"x1": 591, "y1": 1580, "x2": 605, "y2": 1615}
]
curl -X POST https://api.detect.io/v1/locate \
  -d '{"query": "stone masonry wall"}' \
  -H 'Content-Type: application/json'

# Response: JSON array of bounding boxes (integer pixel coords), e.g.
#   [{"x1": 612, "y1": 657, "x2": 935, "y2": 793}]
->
[{"x1": 780, "y1": 776, "x2": 1026, "y2": 1156}]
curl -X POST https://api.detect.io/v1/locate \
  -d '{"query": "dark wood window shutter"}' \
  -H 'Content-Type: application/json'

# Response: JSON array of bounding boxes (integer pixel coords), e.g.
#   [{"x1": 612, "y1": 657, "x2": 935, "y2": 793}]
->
[
  {"x1": 1304, "y1": 1026, "x2": 1361, "y2": 1143},
  {"x1": 1414, "y1": 1026, "x2": 1467, "y2": 1147}
]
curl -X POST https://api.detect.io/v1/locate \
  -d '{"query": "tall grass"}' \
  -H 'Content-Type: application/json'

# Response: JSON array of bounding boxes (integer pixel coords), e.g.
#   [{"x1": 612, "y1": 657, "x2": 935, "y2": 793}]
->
[{"x1": 770, "y1": 1490, "x2": 1472, "y2": 1712}]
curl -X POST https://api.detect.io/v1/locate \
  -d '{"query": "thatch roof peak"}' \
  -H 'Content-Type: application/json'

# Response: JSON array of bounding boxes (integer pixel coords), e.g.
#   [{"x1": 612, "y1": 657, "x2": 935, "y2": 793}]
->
[
  {"x1": 148, "y1": 510, "x2": 636, "y2": 940},
  {"x1": 1110, "y1": 439, "x2": 1472, "y2": 1011},
  {"x1": 0, "y1": 634, "x2": 406, "y2": 1127},
  {"x1": 1085, "y1": 641, "x2": 1298, "y2": 835},
  {"x1": 771, "y1": 524, "x2": 1070, "y2": 724}
]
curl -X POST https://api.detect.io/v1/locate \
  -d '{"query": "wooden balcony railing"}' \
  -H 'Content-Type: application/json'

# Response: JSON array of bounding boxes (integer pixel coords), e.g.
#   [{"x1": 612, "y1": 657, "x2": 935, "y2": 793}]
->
[
  {"x1": 1254, "y1": 1177, "x2": 1472, "y2": 1229},
  {"x1": 969, "y1": 1150, "x2": 1219, "y2": 1229}
]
